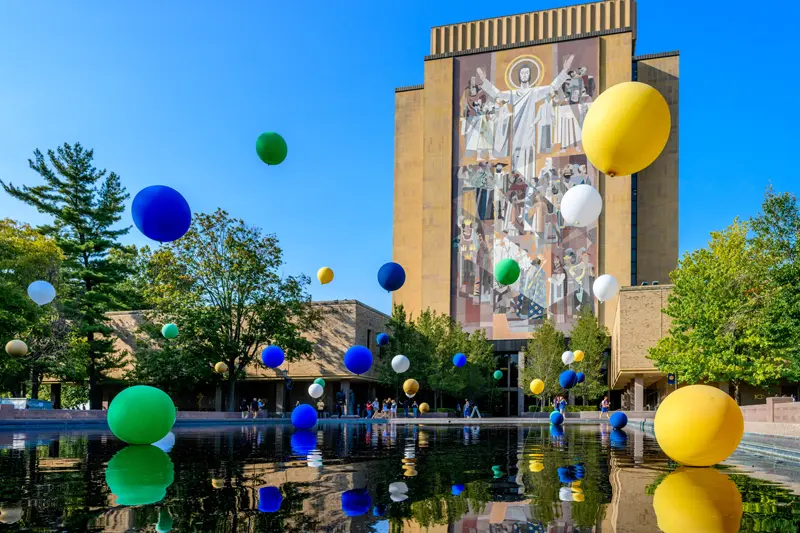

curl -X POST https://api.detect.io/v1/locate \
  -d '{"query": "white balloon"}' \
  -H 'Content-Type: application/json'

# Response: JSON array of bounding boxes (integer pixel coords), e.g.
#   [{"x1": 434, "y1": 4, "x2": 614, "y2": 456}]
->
[
  {"x1": 391, "y1": 354, "x2": 410, "y2": 373},
  {"x1": 27, "y1": 280, "x2": 56, "y2": 306},
  {"x1": 389, "y1": 481, "x2": 409, "y2": 494},
  {"x1": 308, "y1": 383, "x2": 324, "y2": 399},
  {"x1": 562, "y1": 351, "x2": 575, "y2": 365},
  {"x1": 593, "y1": 274, "x2": 620, "y2": 302},
  {"x1": 559, "y1": 487, "x2": 574, "y2": 502},
  {"x1": 0, "y1": 507, "x2": 22, "y2": 524},
  {"x1": 152, "y1": 431, "x2": 176, "y2": 453},
  {"x1": 560, "y1": 184, "x2": 603, "y2": 227}
]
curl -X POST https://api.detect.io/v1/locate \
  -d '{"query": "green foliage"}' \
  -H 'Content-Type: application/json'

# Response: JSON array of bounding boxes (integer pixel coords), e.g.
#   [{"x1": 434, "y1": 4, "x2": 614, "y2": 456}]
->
[
  {"x1": 648, "y1": 217, "x2": 792, "y2": 402},
  {"x1": 2, "y1": 143, "x2": 130, "y2": 408},
  {"x1": 134, "y1": 209, "x2": 319, "y2": 410},
  {"x1": 435, "y1": 408, "x2": 455, "y2": 413},
  {"x1": 521, "y1": 319, "x2": 565, "y2": 407},
  {"x1": 377, "y1": 305, "x2": 496, "y2": 407},
  {"x1": 568, "y1": 306, "x2": 610, "y2": 403},
  {"x1": 61, "y1": 383, "x2": 89, "y2": 408}
]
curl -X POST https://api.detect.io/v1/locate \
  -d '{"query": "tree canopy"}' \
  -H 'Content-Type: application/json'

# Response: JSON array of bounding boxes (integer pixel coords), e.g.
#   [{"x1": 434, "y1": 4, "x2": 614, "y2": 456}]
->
[
  {"x1": 568, "y1": 306, "x2": 610, "y2": 404},
  {"x1": 521, "y1": 319, "x2": 565, "y2": 408},
  {"x1": 133, "y1": 209, "x2": 320, "y2": 410}
]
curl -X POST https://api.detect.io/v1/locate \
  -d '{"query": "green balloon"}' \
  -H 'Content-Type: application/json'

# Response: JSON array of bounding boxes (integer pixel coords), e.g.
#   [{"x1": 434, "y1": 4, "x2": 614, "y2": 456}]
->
[
  {"x1": 314, "y1": 378, "x2": 326, "y2": 387},
  {"x1": 161, "y1": 323, "x2": 178, "y2": 339},
  {"x1": 105, "y1": 446, "x2": 174, "y2": 506},
  {"x1": 256, "y1": 132, "x2": 288, "y2": 165},
  {"x1": 108, "y1": 386, "x2": 176, "y2": 445},
  {"x1": 493, "y1": 370, "x2": 503, "y2": 380},
  {"x1": 495, "y1": 258, "x2": 520, "y2": 285}
]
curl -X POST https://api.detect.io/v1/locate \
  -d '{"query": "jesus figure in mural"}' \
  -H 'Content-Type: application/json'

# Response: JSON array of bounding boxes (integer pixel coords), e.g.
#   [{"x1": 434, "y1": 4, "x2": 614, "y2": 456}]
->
[{"x1": 477, "y1": 54, "x2": 575, "y2": 181}]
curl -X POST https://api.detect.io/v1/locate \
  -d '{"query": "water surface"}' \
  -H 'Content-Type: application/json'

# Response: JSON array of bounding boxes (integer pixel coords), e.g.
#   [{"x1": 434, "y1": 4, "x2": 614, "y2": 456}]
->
[{"x1": 0, "y1": 423, "x2": 798, "y2": 532}]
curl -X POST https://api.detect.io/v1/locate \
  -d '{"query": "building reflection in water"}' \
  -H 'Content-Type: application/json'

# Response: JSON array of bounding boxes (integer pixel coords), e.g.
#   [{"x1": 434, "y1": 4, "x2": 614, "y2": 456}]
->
[{"x1": 0, "y1": 423, "x2": 798, "y2": 532}]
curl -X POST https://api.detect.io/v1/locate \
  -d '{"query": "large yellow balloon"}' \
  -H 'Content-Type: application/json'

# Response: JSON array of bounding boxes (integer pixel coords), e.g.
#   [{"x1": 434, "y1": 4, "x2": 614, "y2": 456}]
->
[
  {"x1": 317, "y1": 267, "x2": 334, "y2": 285},
  {"x1": 5, "y1": 339, "x2": 27, "y2": 357},
  {"x1": 530, "y1": 379, "x2": 545, "y2": 395},
  {"x1": 403, "y1": 379, "x2": 419, "y2": 396},
  {"x1": 573, "y1": 350, "x2": 584, "y2": 362},
  {"x1": 653, "y1": 467, "x2": 742, "y2": 533},
  {"x1": 654, "y1": 385, "x2": 743, "y2": 466},
  {"x1": 582, "y1": 81, "x2": 671, "y2": 177},
  {"x1": 214, "y1": 362, "x2": 228, "y2": 374},
  {"x1": 419, "y1": 402, "x2": 430, "y2": 413}
]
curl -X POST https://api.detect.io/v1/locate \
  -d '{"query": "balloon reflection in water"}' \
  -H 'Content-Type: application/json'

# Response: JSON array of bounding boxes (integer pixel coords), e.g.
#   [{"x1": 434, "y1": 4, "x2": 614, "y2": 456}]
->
[
  {"x1": 105, "y1": 446, "x2": 175, "y2": 506},
  {"x1": 258, "y1": 486, "x2": 283, "y2": 513},
  {"x1": 291, "y1": 430, "x2": 317, "y2": 457},
  {"x1": 341, "y1": 489, "x2": 372, "y2": 517},
  {"x1": 653, "y1": 467, "x2": 742, "y2": 533},
  {"x1": 0, "y1": 507, "x2": 22, "y2": 524},
  {"x1": 609, "y1": 429, "x2": 628, "y2": 449}
]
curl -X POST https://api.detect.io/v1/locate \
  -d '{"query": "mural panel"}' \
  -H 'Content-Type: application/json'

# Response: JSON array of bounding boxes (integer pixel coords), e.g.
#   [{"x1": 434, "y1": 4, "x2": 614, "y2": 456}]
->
[{"x1": 451, "y1": 39, "x2": 600, "y2": 338}]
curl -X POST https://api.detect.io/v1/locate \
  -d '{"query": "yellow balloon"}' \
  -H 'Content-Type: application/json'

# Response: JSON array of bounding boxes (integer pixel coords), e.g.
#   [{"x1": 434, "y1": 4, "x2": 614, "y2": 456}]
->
[
  {"x1": 654, "y1": 385, "x2": 743, "y2": 466},
  {"x1": 5, "y1": 339, "x2": 27, "y2": 357},
  {"x1": 582, "y1": 81, "x2": 671, "y2": 177},
  {"x1": 403, "y1": 379, "x2": 419, "y2": 396},
  {"x1": 317, "y1": 267, "x2": 334, "y2": 285},
  {"x1": 653, "y1": 467, "x2": 742, "y2": 533},
  {"x1": 530, "y1": 379, "x2": 545, "y2": 395},
  {"x1": 529, "y1": 460, "x2": 544, "y2": 473},
  {"x1": 214, "y1": 362, "x2": 228, "y2": 374},
  {"x1": 419, "y1": 402, "x2": 430, "y2": 413},
  {"x1": 573, "y1": 350, "x2": 584, "y2": 362}
]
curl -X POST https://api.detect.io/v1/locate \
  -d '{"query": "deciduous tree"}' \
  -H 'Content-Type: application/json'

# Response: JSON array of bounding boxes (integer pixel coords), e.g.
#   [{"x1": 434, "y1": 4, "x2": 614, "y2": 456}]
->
[
  {"x1": 568, "y1": 306, "x2": 610, "y2": 405},
  {"x1": 521, "y1": 319, "x2": 565, "y2": 410}
]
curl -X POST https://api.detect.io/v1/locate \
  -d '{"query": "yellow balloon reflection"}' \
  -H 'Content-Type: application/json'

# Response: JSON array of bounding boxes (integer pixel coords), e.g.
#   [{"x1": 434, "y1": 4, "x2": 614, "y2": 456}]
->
[{"x1": 653, "y1": 467, "x2": 742, "y2": 533}]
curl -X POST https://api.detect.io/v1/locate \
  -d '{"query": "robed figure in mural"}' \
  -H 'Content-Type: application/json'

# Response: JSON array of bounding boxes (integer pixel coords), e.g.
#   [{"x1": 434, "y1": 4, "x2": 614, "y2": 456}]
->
[{"x1": 476, "y1": 54, "x2": 575, "y2": 181}]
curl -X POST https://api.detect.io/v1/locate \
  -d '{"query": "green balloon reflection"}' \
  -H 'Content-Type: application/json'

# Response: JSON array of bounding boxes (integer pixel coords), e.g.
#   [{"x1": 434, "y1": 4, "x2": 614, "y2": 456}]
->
[{"x1": 105, "y1": 446, "x2": 175, "y2": 506}]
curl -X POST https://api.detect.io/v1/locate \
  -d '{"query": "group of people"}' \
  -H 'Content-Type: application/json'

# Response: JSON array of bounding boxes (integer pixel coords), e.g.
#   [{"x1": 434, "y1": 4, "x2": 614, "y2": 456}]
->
[
  {"x1": 239, "y1": 397, "x2": 266, "y2": 419},
  {"x1": 456, "y1": 400, "x2": 482, "y2": 418},
  {"x1": 366, "y1": 398, "x2": 419, "y2": 419}
]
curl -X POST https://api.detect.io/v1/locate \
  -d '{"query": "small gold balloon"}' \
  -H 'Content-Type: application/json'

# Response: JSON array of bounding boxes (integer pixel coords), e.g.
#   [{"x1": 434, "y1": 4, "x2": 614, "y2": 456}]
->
[
  {"x1": 5, "y1": 340, "x2": 27, "y2": 357},
  {"x1": 214, "y1": 362, "x2": 228, "y2": 374}
]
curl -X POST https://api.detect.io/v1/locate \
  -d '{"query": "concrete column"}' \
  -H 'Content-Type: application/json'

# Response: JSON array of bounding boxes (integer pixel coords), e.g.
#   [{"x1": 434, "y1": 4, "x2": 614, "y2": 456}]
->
[
  {"x1": 50, "y1": 383, "x2": 62, "y2": 409},
  {"x1": 214, "y1": 386, "x2": 222, "y2": 412},
  {"x1": 634, "y1": 375, "x2": 644, "y2": 412},
  {"x1": 275, "y1": 382, "x2": 284, "y2": 416},
  {"x1": 341, "y1": 380, "x2": 352, "y2": 415}
]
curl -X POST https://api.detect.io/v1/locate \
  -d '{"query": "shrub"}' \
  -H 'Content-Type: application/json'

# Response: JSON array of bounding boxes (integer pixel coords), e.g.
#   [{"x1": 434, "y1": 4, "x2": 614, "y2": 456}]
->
[{"x1": 436, "y1": 408, "x2": 455, "y2": 413}]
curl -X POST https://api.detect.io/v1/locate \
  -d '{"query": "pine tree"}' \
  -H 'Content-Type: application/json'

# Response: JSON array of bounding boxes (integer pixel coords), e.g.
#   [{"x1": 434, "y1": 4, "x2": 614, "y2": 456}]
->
[{"x1": 1, "y1": 143, "x2": 130, "y2": 408}]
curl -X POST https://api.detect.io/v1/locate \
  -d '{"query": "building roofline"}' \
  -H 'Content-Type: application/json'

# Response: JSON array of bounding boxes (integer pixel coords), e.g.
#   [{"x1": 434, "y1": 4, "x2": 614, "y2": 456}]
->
[
  {"x1": 424, "y1": 27, "x2": 631, "y2": 61},
  {"x1": 634, "y1": 50, "x2": 679, "y2": 61},
  {"x1": 620, "y1": 284, "x2": 674, "y2": 291},
  {"x1": 312, "y1": 299, "x2": 391, "y2": 320},
  {"x1": 429, "y1": 0, "x2": 624, "y2": 30},
  {"x1": 395, "y1": 84, "x2": 424, "y2": 93}
]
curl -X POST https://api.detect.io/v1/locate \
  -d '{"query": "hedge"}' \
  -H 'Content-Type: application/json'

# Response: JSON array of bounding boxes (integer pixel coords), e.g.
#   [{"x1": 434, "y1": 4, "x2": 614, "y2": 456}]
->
[
  {"x1": 527, "y1": 405, "x2": 599, "y2": 412},
  {"x1": 436, "y1": 408, "x2": 455, "y2": 414}
]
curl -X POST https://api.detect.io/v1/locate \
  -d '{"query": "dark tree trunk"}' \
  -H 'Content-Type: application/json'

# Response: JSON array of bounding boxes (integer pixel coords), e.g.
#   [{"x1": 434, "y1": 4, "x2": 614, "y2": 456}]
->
[
  {"x1": 87, "y1": 332, "x2": 101, "y2": 410},
  {"x1": 226, "y1": 360, "x2": 236, "y2": 412},
  {"x1": 30, "y1": 368, "x2": 40, "y2": 400},
  {"x1": 733, "y1": 381, "x2": 741, "y2": 405}
]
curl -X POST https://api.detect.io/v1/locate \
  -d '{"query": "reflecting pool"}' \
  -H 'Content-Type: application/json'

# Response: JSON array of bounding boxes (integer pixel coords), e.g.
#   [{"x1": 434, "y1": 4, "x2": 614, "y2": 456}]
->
[{"x1": 0, "y1": 423, "x2": 799, "y2": 532}]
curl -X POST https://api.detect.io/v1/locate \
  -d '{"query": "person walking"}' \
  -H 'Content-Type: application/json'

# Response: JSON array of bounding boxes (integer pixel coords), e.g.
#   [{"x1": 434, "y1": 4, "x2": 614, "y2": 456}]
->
[
  {"x1": 463, "y1": 400, "x2": 471, "y2": 418},
  {"x1": 391, "y1": 399, "x2": 397, "y2": 419},
  {"x1": 366, "y1": 401, "x2": 373, "y2": 419},
  {"x1": 600, "y1": 396, "x2": 610, "y2": 419},
  {"x1": 559, "y1": 396, "x2": 567, "y2": 416},
  {"x1": 240, "y1": 397, "x2": 250, "y2": 419},
  {"x1": 412, "y1": 400, "x2": 419, "y2": 418},
  {"x1": 250, "y1": 397, "x2": 260, "y2": 419},
  {"x1": 317, "y1": 399, "x2": 325, "y2": 419},
  {"x1": 457, "y1": 402, "x2": 461, "y2": 415},
  {"x1": 470, "y1": 400, "x2": 482, "y2": 418}
]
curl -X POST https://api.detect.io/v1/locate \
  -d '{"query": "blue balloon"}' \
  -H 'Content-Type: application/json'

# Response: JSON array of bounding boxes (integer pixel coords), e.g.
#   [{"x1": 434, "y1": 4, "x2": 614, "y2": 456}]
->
[
  {"x1": 261, "y1": 346, "x2": 285, "y2": 368},
  {"x1": 377, "y1": 262, "x2": 406, "y2": 292},
  {"x1": 557, "y1": 467, "x2": 575, "y2": 483},
  {"x1": 341, "y1": 489, "x2": 372, "y2": 517},
  {"x1": 373, "y1": 504, "x2": 387, "y2": 517},
  {"x1": 376, "y1": 332, "x2": 389, "y2": 346},
  {"x1": 549, "y1": 411, "x2": 564, "y2": 426},
  {"x1": 549, "y1": 424, "x2": 564, "y2": 438},
  {"x1": 344, "y1": 345, "x2": 373, "y2": 375},
  {"x1": 291, "y1": 404, "x2": 318, "y2": 430},
  {"x1": 451, "y1": 483, "x2": 466, "y2": 496},
  {"x1": 258, "y1": 486, "x2": 282, "y2": 513},
  {"x1": 132, "y1": 186, "x2": 192, "y2": 243},
  {"x1": 576, "y1": 371, "x2": 585, "y2": 383},
  {"x1": 453, "y1": 353, "x2": 467, "y2": 368},
  {"x1": 610, "y1": 411, "x2": 628, "y2": 430},
  {"x1": 559, "y1": 370, "x2": 578, "y2": 389},
  {"x1": 610, "y1": 429, "x2": 628, "y2": 449},
  {"x1": 290, "y1": 430, "x2": 317, "y2": 456}
]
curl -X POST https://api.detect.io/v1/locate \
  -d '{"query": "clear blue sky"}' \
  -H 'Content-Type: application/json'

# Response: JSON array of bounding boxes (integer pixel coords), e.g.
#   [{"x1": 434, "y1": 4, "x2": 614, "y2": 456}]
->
[{"x1": 0, "y1": 1, "x2": 796, "y2": 314}]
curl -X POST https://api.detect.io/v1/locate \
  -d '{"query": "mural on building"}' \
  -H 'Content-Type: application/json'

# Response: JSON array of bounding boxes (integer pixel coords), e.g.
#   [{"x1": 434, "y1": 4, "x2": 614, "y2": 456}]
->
[{"x1": 451, "y1": 39, "x2": 600, "y2": 337}]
